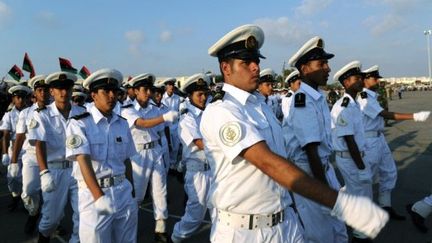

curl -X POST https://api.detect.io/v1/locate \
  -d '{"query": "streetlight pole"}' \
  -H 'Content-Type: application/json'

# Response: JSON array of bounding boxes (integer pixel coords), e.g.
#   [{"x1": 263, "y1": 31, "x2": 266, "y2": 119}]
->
[{"x1": 424, "y1": 30, "x2": 432, "y2": 85}]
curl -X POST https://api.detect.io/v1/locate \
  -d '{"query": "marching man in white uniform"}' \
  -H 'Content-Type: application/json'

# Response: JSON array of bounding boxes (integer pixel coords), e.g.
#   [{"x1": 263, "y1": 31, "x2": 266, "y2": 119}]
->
[
  {"x1": 202, "y1": 24, "x2": 388, "y2": 243},
  {"x1": 357, "y1": 65, "x2": 419, "y2": 221},
  {"x1": 161, "y1": 78, "x2": 182, "y2": 167},
  {"x1": 281, "y1": 70, "x2": 300, "y2": 120},
  {"x1": 171, "y1": 73, "x2": 212, "y2": 242},
  {"x1": 11, "y1": 75, "x2": 50, "y2": 233},
  {"x1": 121, "y1": 73, "x2": 178, "y2": 243},
  {"x1": 1, "y1": 84, "x2": 31, "y2": 211},
  {"x1": 331, "y1": 61, "x2": 373, "y2": 242},
  {"x1": 258, "y1": 68, "x2": 280, "y2": 117},
  {"x1": 27, "y1": 72, "x2": 85, "y2": 243},
  {"x1": 65, "y1": 69, "x2": 138, "y2": 243},
  {"x1": 282, "y1": 36, "x2": 348, "y2": 242}
]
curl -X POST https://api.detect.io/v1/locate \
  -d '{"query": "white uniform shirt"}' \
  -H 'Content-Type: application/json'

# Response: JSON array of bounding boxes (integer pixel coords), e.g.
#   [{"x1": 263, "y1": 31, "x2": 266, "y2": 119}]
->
[
  {"x1": 331, "y1": 94, "x2": 365, "y2": 152},
  {"x1": 162, "y1": 92, "x2": 181, "y2": 128},
  {"x1": 65, "y1": 105, "x2": 136, "y2": 180},
  {"x1": 283, "y1": 82, "x2": 332, "y2": 162},
  {"x1": 200, "y1": 83, "x2": 289, "y2": 214},
  {"x1": 0, "y1": 106, "x2": 20, "y2": 140},
  {"x1": 121, "y1": 100, "x2": 161, "y2": 145},
  {"x1": 15, "y1": 103, "x2": 42, "y2": 161},
  {"x1": 27, "y1": 103, "x2": 86, "y2": 162},
  {"x1": 356, "y1": 88, "x2": 384, "y2": 132},
  {"x1": 178, "y1": 102, "x2": 206, "y2": 162},
  {"x1": 281, "y1": 91, "x2": 294, "y2": 120},
  {"x1": 150, "y1": 100, "x2": 169, "y2": 140}
]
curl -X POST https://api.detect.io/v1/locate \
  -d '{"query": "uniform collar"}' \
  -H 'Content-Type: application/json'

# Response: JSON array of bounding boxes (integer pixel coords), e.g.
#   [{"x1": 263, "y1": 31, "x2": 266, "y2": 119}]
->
[
  {"x1": 163, "y1": 92, "x2": 177, "y2": 99},
  {"x1": 186, "y1": 102, "x2": 203, "y2": 117},
  {"x1": 363, "y1": 88, "x2": 377, "y2": 98},
  {"x1": 133, "y1": 99, "x2": 152, "y2": 111},
  {"x1": 90, "y1": 104, "x2": 118, "y2": 124},
  {"x1": 299, "y1": 82, "x2": 322, "y2": 100},
  {"x1": 222, "y1": 83, "x2": 258, "y2": 105},
  {"x1": 343, "y1": 93, "x2": 356, "y2": 105},
  {"x1": 49, "y1": 102, "x2": 68, "y2": 117}
]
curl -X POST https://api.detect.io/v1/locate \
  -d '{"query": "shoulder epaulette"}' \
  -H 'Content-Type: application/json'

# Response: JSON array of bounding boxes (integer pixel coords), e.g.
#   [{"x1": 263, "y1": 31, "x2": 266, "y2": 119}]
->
[
  {"x1": 78, "y1": 104, "x2": 87, "y2": 109},
  {"x1": 36, "y1": 107, "x2": 47, "y2": 112},
  {"x1": 71, "y1": 112, "x2": 90, "y2": 120},
  {"x1": 180, "y1": 108, "x2": 188, "y2": 115},
  {"x1": 121, "y1": 104, "x2": 133, "y2": 109},
  {"x1": 286, "y1": 92, "x2": 292, "y2": 98},
  {"x1": 211, "y1": 90, "x2": 225, "y2": 103},
  {"x1": 117, "y1": 115, "x2": 126, "y2": 120},
  {"x1": 360, "y1": 91, "x2": 368, "y2": 99},
  {"x1": 294, "y1": 93, "x2": 306, "y2": 107},
  {"x1": 341, "y1": 97, "x2": 350, "y2": 107}
]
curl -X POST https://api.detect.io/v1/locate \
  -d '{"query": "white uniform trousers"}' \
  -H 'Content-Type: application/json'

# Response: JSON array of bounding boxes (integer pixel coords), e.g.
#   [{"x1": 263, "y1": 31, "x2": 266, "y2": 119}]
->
[
  {"x1": 172, "y1": 168, "x2": 211, "y2": 239},
  {"x1": 364, "y1": 135, "x2": 397, "y2": 194},
  {"x1": 210, "y1": 207, "x2": 304, "y2": 243},
  {"x1": 39, "y1": 167, "x2": 79, "y2": 243},
  {"x1": 335, "y1": 155, "x2": 373, "y2": 239},
  {"x1": 169, "y1": 127, "x2": 181, "y2": 166},
  {"x1": 78, "y1": 180, "x2": 138, "y2": 243},
  {"x1": 21, "y1": 156, "x2": 41, "y2": 216},
  {"x1": 160, "y1": 135, "x2": 171, "y2": 173},
  {"x1": 131, "y1": 145, "x2": 168, "y2": 220},
  {"x1": 293, "y1": 160, "x2": 348, "y2": 243}
]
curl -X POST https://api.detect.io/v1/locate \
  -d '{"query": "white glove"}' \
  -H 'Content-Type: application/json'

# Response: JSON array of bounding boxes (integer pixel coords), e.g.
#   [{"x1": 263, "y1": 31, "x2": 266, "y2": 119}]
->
[
  {"x1": 94, "y1": 195, "x2": 115, "y2": 215},
  {"x1": 40, "y1": 170, "x2": 56, "y2": 193},
  {"x1": 331, "y1": 191, "x2": 389, "y2": 239},
  {"x1": 413, "y1": 111, "x2": 430, "y2": 122},
  {"x1": 357, "y1": 167, "x2": 372, "y2": 184},
  {"x1": 2, "y1": 154, "x2": 10, "y2": 166},
  {"x1": 8, "y1": 163, "x2": 19, "y2": 178},
  {"x1": 162, "y1": 111, "x2": 179, "y2": 122}
]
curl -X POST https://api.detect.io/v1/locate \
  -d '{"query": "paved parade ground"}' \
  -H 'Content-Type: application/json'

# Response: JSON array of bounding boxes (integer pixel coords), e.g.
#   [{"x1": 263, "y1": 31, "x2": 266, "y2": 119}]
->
[{"x1": 1, "y1": 90, "x2": 432, "y2": 243}]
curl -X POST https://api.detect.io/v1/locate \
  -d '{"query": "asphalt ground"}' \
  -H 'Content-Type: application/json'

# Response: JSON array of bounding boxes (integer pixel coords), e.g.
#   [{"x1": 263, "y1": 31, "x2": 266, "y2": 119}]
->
[{"x1": 1, "y1": 90, "x2": 432, "y2": 243}]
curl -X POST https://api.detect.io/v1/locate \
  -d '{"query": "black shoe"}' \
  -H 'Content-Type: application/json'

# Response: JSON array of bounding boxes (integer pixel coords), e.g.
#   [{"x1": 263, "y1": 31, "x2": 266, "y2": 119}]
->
[
  {"x1": 7, "y1": 196, "x2": 20, "y2": 212},
  {"x1": 406, "y1": 204, "x2": 428, "y2": 233},
  {"x1": 37, "y1": 232, "x2": 50, "y2": 243},
  {"x1": 351, "y1": 237, "x2": 373, "y2": 243},
  {"x1": 155, "y1": 232, "x2": 171, "y2": 243},
  {"x1": 383, "y1": 206, "x2": 406, "y2": 220},
  {"x1": 24, "y1": 213, "x2": 40, "y2": 234}
]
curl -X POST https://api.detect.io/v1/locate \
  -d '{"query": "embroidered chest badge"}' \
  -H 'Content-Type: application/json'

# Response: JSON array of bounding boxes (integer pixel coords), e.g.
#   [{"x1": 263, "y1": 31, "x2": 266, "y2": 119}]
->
[
  {"x1": 219, "y1": 122, "x2": 242, "y2": 146},
  {"x1": 66, "y1": 135, "x2": 83, "y2": 149},
  {"x1": 28, "y1": 118, "x2": 38, "y2": 129},
  {"x1": 337, "y1": 115, "x2": 348, "y2": 126}
]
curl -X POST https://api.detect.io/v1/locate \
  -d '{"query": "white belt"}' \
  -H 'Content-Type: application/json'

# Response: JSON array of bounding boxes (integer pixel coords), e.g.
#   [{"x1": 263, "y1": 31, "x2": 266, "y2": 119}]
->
[
  {"x1": 335, "y1": 151, "x2": 364, "y2": 159},
  {"x1": 364, "y1": 131, "x2": 382, "y2": 138},
  {"x1": 47, "y1": 160, "x2": 73, "y2": 169},
  {"x1": 135, "y1": 141, "x2": 156, "y2": 150},
  {"x1": 216, "y1": 208, "x2": 285, "y2": 230},
  {"x1": 186, "y1": 162, "x2": 210, "y2": 172},
  {"x1": 78, "y1": 174, "x2": 126, "y2": 189}
]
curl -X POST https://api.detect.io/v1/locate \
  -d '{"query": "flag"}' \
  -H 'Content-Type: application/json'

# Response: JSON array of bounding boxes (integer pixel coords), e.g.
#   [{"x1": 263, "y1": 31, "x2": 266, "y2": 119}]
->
[
  {"x1": 8, "y1": 65, "x2": 24, "y2": 81},
  {"x1": 22, "y1": 53, "x2": 36, "y2": 78},
  {"x1": 79, "y1": 66, "x2": 91, "y2": 79},
  {"x1": 59, "y1": 57, "x2": 77, "y2": 74}
]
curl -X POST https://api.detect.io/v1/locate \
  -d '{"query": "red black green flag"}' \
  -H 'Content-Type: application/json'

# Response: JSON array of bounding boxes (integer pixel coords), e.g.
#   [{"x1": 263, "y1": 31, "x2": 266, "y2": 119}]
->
[
  {"x1": 59, "y1": 57, "x2": 77, "y2": 74},
  {"x1": 8, "y1": 64, "x2": 24, "y2": 81},
  {"x1": 79, "y1": 66, "x2": 91, "y2": 79},
  {"x1": 22, "y1": 53, "x2": 36, "y2": 78}
]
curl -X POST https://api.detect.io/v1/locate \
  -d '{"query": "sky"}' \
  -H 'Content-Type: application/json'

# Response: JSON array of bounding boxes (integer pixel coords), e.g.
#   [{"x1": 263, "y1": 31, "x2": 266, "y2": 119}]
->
[{"x1": 0, "y1": 0, "x2": 431, "y2": 83}]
